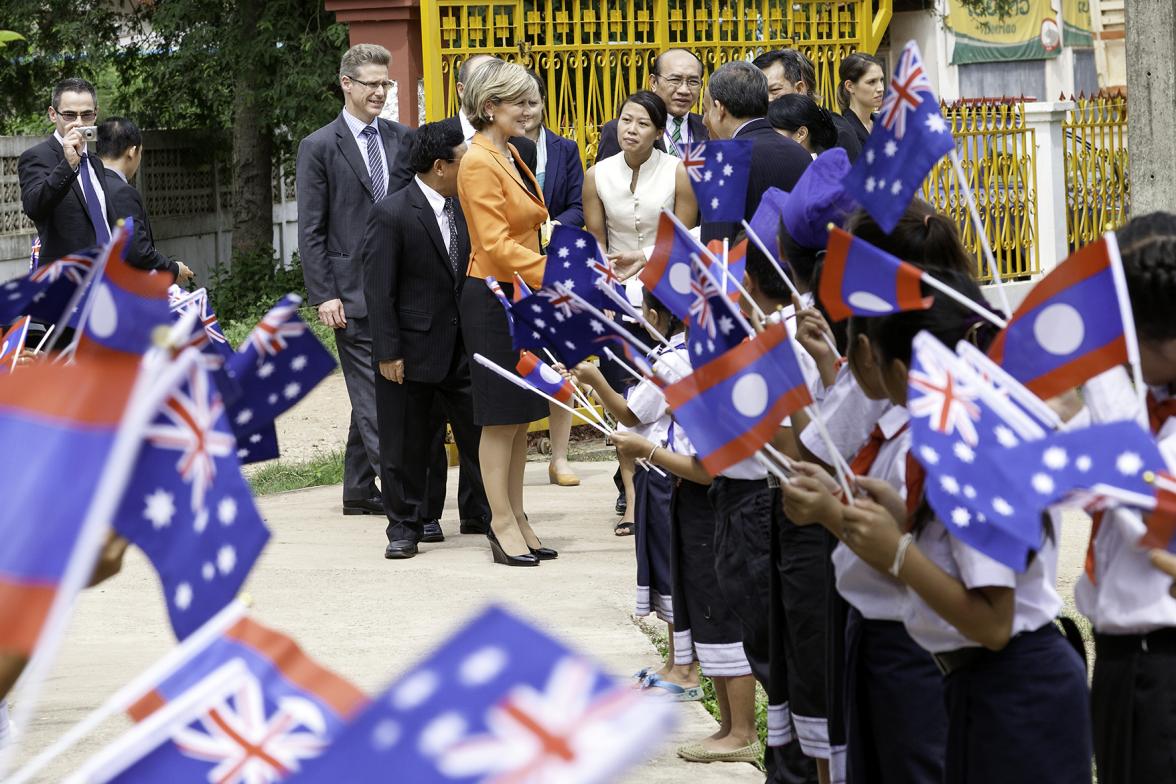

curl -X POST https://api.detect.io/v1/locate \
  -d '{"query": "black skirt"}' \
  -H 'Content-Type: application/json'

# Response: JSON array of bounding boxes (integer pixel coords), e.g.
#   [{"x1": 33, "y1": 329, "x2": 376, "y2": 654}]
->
[
  {"x1": 1091, "y1": 630, "x2": 1176, "y2": 784},
  {"x1": 944, "y1": 623, "x2": 1092, "y2": 784},
  {"x1": 461, "y1": 277, "x2": 546, "y2": 427}
]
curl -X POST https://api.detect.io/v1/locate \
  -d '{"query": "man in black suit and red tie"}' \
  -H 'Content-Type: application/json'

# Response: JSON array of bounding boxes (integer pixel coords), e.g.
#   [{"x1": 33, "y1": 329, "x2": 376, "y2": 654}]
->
[
  {"x1": 297, "y1": 43, "x2": 416, "y2": 520},
  {"x1": 356, "y1": 122, "x2": 489, "y2": 560},
  {"x1": 18, "y1": 78, "x2": 114, "y2": 265},
  {"x1": 594, "y1": 48, "x2": 709, "y2": 163}
]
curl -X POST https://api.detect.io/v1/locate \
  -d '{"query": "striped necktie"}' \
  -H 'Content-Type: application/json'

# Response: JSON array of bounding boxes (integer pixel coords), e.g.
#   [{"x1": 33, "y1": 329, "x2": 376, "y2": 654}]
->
[
  {"x1": 668, "y1": 116, "x2": 685, "y2": 157},
  {"x1": 360, "y1": 125, "x2": 386, "y2": 202}
]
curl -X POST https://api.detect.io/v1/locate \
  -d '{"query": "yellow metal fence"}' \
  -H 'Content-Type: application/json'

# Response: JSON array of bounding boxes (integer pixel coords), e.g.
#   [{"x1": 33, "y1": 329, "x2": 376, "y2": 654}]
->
[
  {"x1": 1063, "y1": 93, "x2": 1129, "y2": 251},
  {"x1": 920, "y1": 100, "x2": 1039, "y2": 282},
  {"x1": 421, "y1": 0, "x2": 891, "y2": 163}
]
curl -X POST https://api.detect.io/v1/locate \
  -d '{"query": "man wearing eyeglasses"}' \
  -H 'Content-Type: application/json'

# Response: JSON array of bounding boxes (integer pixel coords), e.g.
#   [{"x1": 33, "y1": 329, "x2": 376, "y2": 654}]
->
[
  {"x1": 593, "y1": 48, "x2": 709, "y2": 163},
  {"x1": 18, "y1": 77, "x2": 114, "y2": 265},
  {"x1": 297, "y1": 43, "x2": 415, "y2": 519}
]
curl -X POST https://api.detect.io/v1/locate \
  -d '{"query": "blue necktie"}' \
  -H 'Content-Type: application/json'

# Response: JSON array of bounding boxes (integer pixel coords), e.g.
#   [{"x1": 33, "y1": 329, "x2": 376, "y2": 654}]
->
[
  {"x1": 360, "y1": 126, "x2": 386, "y2": 202},
  {"x1": 79, "y1": 155, "x2": 111, "y2": 245}
]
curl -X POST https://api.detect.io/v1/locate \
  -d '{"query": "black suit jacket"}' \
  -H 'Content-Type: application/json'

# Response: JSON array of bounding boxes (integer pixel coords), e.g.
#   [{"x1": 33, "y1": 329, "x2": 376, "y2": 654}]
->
[
  {"x1": 102, "y1": 170, "x2": 179, "y2": 279},
  {"x1": 701, "y1": 118, "x2": 812, "y2": 246},
  {"x1": 18, "y1": 137, "x2": 113, "y2": 263},
  {"x1": 830, "y1": 113, "x2": 863, "y2": 163},
  {"x1": 358, "y1": 180, "x2": 469, "y2": 385},
  {"x1": 594, "y1": 112, "x2": 707, "y2": 163},
  {"x1": 436, "y1": 115, "x2": 537, "y2": 175},
  {"x1": 296, "y1": 112, "x2": 416, "y2": 318},
  {"x1": 540, "y1": 129, "x2": 584, "y2": 227}
]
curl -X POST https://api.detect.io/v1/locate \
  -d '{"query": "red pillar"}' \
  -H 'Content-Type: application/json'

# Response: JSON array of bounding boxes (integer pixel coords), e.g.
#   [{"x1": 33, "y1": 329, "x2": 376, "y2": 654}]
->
[{"x1": 325, "y1": 0, "x2": 423, "y2": 126}]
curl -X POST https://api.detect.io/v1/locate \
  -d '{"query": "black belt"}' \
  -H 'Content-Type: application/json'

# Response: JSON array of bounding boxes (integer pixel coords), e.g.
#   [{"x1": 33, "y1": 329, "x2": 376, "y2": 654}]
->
[
  {"x1": 1095, "y1": 627, "x2": 1176, "y2": 657},
  {"x1": 932, "y1": 620, "x2": 1086, "y2": 676}
]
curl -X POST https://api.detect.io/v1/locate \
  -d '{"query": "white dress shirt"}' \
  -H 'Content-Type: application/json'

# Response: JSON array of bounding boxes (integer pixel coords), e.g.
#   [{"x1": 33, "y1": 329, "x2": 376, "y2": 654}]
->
[
  {"x1": 56, "y1": 131, "x2": 109, "y2": 227},
  {"x1": 458, "y1": 110, "x2": 477, "y2": 144},
  {"x1": 341, "y1": 108, "x2": 389, "y2": 187},
  {"x1": 415, "y1": 176, "x2": 452, "y2": 256},
  {"x1": 663, "y1": 114, "x2": 691, "y2": 153}
]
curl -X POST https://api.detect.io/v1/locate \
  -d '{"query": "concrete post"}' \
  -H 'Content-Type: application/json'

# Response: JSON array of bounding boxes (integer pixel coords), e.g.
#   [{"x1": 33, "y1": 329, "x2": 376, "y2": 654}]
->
[
  {"x1": 1024, "y1": 100, "x2": 1075, "y2": 273},
  {"x1": 1126, "y1": 1, "x2": 1176, "y2": 215},
  {"x1": 326, "y1": 0, "x2": 423, "y2": 127}
]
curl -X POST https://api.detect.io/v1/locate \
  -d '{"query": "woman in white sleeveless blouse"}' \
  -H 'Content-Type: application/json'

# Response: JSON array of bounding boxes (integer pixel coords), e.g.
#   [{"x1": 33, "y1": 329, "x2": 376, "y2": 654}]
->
[
  {"x1": 583, "y1": 91, "x2": 698, "y2": 274},
  {"x1": 582, "y1": 91, "x2": 697, "y2": 534}
]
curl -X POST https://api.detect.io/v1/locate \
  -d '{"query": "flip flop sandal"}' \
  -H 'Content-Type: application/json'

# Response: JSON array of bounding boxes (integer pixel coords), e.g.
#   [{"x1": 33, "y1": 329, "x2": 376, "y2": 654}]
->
[
  {"x1": 642, "y1": 675, "x2": 703, "y2": 702},
  {"x1": 614, "y1": 521, "x2": 635, "y2": 536}
]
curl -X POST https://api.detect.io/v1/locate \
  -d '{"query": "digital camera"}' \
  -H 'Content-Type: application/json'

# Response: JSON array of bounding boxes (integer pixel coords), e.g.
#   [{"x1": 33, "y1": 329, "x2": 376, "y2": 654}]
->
[{"x1": 78, "y1": 125, "x2": 98, "y2": 142}]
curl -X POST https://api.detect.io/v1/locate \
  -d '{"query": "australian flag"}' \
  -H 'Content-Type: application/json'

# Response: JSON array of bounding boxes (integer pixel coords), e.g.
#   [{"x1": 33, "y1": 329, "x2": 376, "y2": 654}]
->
[
  {"x1": 0, "y1": 353, "x2": 142, "y2": 655},
  {"x1": 510, "y1": 289, "x2": 627, "y2": 367},
  {"x1": 112, "y1": 350, "x2": 271, "y2": 639},
  {"x1": 843, "y1": 41, "x2": 955, "y2": 233},
  {"x1": 0, "y1": 247, "x2": 97, "y2": 326},
  {"x1": 819, "y1": 227, "x2": 933, "y2": 321},
  {"x1": 74, "y1": 616, "x2": 367, "y2": 783},
  {"x1": 664, "y1": 322, "x2": 812, "y2": 475},
  {"x1": 907, "y1": 332, "x2": 1047, "y2": 569},
  {"x1": 679, "y1": 139, "x2": 753, "y2": 223},
  {"x1": 988, "y1": 233, "x2": 1131, "y2": 401},
  {"x1": 224, "y1": 294, "x2": 337, "y2": 448},
  {"x1": 287, "y1": 605, "x2": 675, "y2": 784},
  {"x1": 171, "y1": 288, "x2": 233, "y2": 369},
  {"x1": 685, "y1": 256, "x2": 746, "y2": 366},
  {"x1": 542, "y1": 224, "x2": 623, "y2": 310},
  {"x1": 641, "y1": 213, "x2": 709, "y2": 322}
]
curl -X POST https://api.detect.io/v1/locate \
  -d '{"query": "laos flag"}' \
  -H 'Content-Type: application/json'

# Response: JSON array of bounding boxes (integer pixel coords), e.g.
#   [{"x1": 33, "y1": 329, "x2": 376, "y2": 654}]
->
[
  {"x1": 641, "y1": 212, "x2": 708, "y2": 322},
  {"x1": 516, "y1": 351, "x2": 575, "y2": 403},
  {"x1": 664, "y1": 322, "x2": 813, "y2": 475},
  {"x1": 819, "y1": 227, "x2": 932, "y2": 322},
  {"x1": 0, "y1": 354, "x2": 140, "y2": 655},
  {"x1": 0, "y1": 315, "x2": 31, "y2": 373},
  {"x1": 988, "y1": 233, "x2": 1131, "y2": 400}
]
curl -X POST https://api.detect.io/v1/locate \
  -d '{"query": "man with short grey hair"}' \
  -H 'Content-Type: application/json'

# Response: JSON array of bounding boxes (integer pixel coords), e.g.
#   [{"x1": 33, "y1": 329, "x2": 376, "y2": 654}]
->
[
  {"x1": 297, "y1": 43, "x2": 415, "y2": 519},
  {"x1": 594, "y1": 47, "x2": 709, "y2": 163},
  {"x1": 700, "y1": 61, "x2": 811, "y2": 243}
]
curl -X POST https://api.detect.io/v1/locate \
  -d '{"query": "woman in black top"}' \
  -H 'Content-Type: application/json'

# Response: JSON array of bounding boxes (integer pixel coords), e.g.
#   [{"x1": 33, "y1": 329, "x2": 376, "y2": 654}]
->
[{"x1": 836, "y1": 53, "x2": 886, "y2": 148}]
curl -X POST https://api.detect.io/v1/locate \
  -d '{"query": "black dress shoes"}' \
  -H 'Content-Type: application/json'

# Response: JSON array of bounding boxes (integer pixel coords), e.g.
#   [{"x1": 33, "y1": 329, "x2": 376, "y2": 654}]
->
[
  {"x1": 384, "y1": 540, "x2": 418, "y2": 559},
  {"x1": 343, "y1": 497, "x2": 384, "y2": 516},
  {"x1": 460, "y1": 516, "x2": 490, "y2": 535},
  {"x1": 487, "y1": 531, "x2": 539, "y2": 566},
  {"x1": 421, "y1": 520, "x2": 445, "y2": 543},
  {"x1": 529, "y1": 545, "x2": 558, "y2": 560}
]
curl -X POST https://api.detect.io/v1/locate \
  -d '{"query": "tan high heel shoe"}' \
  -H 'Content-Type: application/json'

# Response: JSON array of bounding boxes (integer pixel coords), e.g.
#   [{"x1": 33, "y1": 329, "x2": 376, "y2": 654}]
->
[{"x1": 548, "y1": 463, "x2": 581, "y2": 486}]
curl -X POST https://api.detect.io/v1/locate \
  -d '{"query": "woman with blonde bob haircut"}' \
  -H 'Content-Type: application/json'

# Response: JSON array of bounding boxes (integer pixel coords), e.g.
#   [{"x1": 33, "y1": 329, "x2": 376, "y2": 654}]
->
[{"x1": 457, "y1": 59, "x2": 557, "y2": 567}]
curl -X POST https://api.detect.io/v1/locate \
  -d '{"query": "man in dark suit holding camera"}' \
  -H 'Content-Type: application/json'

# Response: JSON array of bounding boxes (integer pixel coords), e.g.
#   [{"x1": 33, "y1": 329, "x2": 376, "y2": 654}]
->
[
  {"x1": 18, "y1": 77, "x2": 113, "y2": 264},
  {"x1": 357, "y1": 122, "x2": 489, "y2": 559}
]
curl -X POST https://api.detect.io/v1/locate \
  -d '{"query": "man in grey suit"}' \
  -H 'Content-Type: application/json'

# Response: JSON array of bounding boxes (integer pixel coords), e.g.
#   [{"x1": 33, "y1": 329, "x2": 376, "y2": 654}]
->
[{"x1": 296, "y1": 43, "x2": 415, "y2": 517}]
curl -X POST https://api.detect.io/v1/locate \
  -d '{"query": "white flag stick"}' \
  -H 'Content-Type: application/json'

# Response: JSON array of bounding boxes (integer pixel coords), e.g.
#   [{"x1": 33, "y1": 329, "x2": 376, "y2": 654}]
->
[
  {"x1": 594, "y1": 281, "x2": 671, "y2": 347},
  {"x1": 603, "y1": 346, "x2": 656, "y2": 384},
  {"x1": 1106, "y1": 231, "x2": 1147, "y2": 409},
  {"x1": 541, "y1": 348, "x2": 609, "y2": 429},
  {"x1": 721, "y1": 238, "x2": 730, "y2": 301},
  {"x1": 42, "y1": 240, "x2": 113, "y2": 356},
  {"x1": 740, "y1": 219, "x2": 841, "y2": 357},
  {"x1": 31, "y1": 324, "x2": 55, "y2": 355},
  {"x1": 920, "y1": 271, "x2": 1008, "y2": 329},
  {"x1": 0, "y1": 347, "x2": 198, "y2": 777},
  {"x1": 5, "y1": 601, "x2": 248, "y2": 784},
  {"x1": 755, "y1": 452, "x2": 793, "y2": 484},
  {"x1": 688, "y1": 254, "x2": 757, "y2": 338},
  {"x1": 802, "y1": 398, "x2": 856, "y2": 500},
  {"x1": 949, "y1": 149, "x2": 1012, "y2": 315}
]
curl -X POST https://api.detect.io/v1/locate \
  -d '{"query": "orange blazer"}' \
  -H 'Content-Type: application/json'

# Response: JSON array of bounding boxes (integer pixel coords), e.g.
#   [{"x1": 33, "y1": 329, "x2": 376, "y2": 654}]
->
[{"x1": 457, "y1": 134, "x2": 549, "y2": 289}]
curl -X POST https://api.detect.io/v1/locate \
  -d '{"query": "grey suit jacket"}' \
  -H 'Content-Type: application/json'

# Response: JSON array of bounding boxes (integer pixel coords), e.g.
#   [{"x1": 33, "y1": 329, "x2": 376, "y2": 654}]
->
[{"x1": 296, "y1": 112, "x2": 415, "y2": 318}]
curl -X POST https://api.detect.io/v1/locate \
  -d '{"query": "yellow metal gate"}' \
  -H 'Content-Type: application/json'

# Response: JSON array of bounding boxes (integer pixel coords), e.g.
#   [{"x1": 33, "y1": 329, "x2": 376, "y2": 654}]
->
[{"x1": 420, "y1": 0, "x2": 891, "y2": 163}]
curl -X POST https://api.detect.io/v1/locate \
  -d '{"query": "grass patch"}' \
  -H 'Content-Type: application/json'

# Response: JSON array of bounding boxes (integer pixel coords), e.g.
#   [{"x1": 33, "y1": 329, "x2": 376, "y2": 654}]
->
[
  {"x1": 633, "y1": 616, "x2": 768, "y2": 770},
  {"x1": 221, "y1": 307, "x2": 338, "y2": 362},
  {"x1": 248, "y1": 450, "x2": 345, "y2": 495}
]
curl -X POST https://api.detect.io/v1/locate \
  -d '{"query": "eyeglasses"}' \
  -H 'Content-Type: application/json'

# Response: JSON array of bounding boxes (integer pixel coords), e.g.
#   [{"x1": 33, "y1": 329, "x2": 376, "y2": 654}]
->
[
  {"x1": 55, "y1": 110, "x2": 97, "y2": 122},
  {"x1": 655, "y1": 75, "x2": 703, "y2": 90},
  {"x1": 346, "y1": 77, "x2": 394, "y2": 92}
]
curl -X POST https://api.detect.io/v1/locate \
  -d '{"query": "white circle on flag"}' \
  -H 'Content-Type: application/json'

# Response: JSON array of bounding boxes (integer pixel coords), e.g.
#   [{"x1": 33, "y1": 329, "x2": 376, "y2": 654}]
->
[
  {"x1": 668, "y1": 262, "x2": 693, "y2": 294},
  {"x1": 89, "y1": 282, "x2": 118, "y2": 339},
  {"x1": 732, "y1": 373, "x2": 769, "y2": 418},
  {"x1": 846, "y1": 291, "x2": 895, "y2": 313},
  {"x1": 538, "y1": 363, "x2": 562, "y2": 385},
  {"x1": 1032, "y1": 303, "x2": 1084, "y2": 356}
]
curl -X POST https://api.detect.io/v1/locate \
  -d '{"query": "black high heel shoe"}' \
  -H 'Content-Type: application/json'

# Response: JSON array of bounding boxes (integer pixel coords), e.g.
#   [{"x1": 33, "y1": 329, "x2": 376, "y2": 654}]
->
[
  {"x1": 487, "y1": 531, "x2": 540, "y2": 567},
  {"x1": 528, "y1": 544, "x2": 558, "y2": 560}
]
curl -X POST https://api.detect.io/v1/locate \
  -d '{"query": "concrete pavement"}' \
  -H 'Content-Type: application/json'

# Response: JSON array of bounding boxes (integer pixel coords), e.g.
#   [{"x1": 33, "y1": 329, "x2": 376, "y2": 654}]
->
[{"x1": 9, "y1": 461, "x2": 763, "y2": 782}]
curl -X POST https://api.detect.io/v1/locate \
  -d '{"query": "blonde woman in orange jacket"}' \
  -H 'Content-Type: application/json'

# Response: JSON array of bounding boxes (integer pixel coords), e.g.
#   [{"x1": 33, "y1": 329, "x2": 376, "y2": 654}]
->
[{"x1": 457, "y1": 59, "x2": 557, "y2": 567}]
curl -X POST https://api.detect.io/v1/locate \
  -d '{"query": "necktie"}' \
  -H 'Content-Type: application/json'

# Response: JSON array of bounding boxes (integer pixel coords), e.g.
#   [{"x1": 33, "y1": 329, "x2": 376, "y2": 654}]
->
[
  {"x1": 668, "y1": 116, "x2": 684, "y2": 157},
  {"x1": 1148, "y1": 391, "x2": 1176, "y2": 435},
  {"x1": 849, "y1": 425, "x2": 887, "y2": 476},
  {"x1": 903, "y1": 452, "x2": 925, "y2": 531},
  {"x1": 443, "y1": 197, "x2": 460, "y2": 275},
  {"x1": 78, "y1": 155, "x2": 111, "y2": 245},
  {"x1": 360, "y1": 126, "x2": 386, "y2": 202}
]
